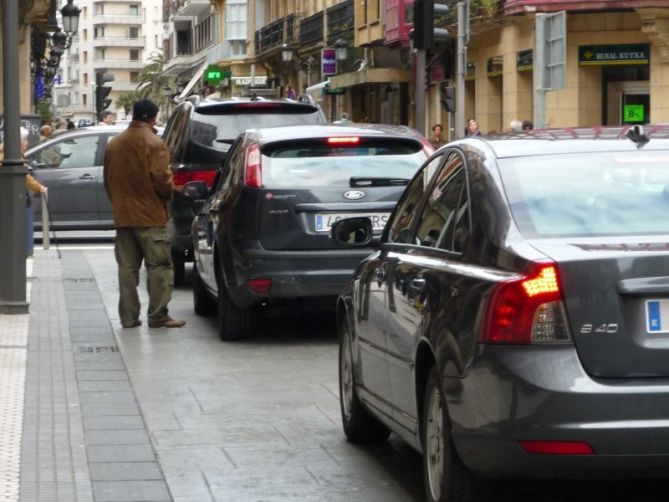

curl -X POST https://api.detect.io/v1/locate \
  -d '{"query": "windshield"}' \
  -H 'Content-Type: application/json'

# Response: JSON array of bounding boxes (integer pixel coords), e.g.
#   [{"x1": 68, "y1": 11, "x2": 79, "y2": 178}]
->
[
  {"x1": 499, "y1": 151, "x2": 669, "y2": 238},
  {"x1": 191, "y1": 109, "x2": 325, "y2": 152},
  {"x1": 262, "y1": 141, "x2": 426, "y2": 188}
]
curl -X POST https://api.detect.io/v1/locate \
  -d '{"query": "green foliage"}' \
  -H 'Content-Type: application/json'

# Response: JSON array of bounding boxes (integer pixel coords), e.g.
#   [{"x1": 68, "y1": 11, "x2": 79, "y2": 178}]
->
[
  {"x1": 35, "y1": 100, "x2": 52, "y2": 123},
  {"x1": 116, "y1": 92, "x2": 138, "y2": 118},
  {"x1": 136, "y1": 52, "x2": 176, "y2": 119}
]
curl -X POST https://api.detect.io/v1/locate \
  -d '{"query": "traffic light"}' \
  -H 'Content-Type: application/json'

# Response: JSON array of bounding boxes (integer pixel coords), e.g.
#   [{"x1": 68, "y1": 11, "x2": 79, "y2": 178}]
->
[
  {"x1": 95, "y1": 72, "x2": 114, "y2": 116},
  {"x1": 441, "y1": 85, "x2": 455, "y2": 112},
  {"x1": 413, "y1": 1, "x2": 450, "y2": 51}
]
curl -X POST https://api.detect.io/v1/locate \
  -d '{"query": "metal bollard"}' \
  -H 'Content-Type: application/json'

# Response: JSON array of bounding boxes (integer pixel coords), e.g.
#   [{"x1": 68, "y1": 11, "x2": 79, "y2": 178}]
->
[{"x1": 41, "y1": 192, "x2": 50, "y2": 250}]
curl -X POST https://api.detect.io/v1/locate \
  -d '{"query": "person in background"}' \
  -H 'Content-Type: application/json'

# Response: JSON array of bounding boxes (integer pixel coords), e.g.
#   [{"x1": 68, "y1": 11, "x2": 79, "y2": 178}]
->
[
  {"x1": 429, "y1": 124, "x2": 446, "y2": 149},
  {"x1": 98, "y1": 110, "x2": 114, "y2": 126},
  {"x1": 510, "y1": 119, "x2": 523, "y2": 132},
  {"x1": 52, "y1": 117, "x2": 68, "y2": 136},
  {"x1": 66, "y1": 119, "x2": 76, "y2": 130},
  {"x1": 39, "y1": 124, "x2": 53, "y2": 143},
  {"x1": 286, "y1": 85, "x2": 297, "y2": 100},
  {"x1": 466, "y1": 118, "x2": 481, "y2": 137},
  {"x1": 522, "y1": 120, "x2": 534, "y2": 130},
  {"x1": 103, "y1": 99, "x2": 185, "y2": 329}
]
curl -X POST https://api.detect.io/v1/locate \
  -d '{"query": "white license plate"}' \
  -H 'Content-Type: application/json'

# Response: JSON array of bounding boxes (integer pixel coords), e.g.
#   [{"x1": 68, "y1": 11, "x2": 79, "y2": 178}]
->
[
  {"x1": 315, "y1": 213, "x2": 389, "y2": 232},
  {"x1": 646, "y1": 299, "x2": 669, "y2": 333}
]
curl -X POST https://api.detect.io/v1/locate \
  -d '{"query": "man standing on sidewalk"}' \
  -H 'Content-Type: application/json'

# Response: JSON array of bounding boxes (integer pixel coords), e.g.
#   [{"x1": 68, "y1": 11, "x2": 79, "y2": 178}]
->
[{"x1": 103, "y1": 99, "x2": 185, "y2": 329}]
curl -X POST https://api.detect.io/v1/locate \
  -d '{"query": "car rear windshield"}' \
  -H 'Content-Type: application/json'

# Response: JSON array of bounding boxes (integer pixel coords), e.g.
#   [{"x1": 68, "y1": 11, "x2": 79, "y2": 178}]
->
[
  {"x1": 191, "y1": 104, "x2": 324, "y2": 152},
  {"x1": 261, "y1": 139, "x2": 425, "y2": 188},
  {"x1": 499, "y1": 150, "x2": 669, "y2": 238}
]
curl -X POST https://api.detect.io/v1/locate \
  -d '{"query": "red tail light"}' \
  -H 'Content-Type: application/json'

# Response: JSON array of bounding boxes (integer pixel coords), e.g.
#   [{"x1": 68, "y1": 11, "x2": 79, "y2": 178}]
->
[
  {"x1": 248, "y1": 278, "x2": 271, "y2": 294},
  {"x1": 244, "y1": 143, "x2": 262, "y2": 188},
  {"x1": 482, "y1": 262, "x2": 571, "y2": 344},
  {"x1": 520, "y1": 440, "x2": 594, "y2": 455},
  {"x1": 172, "y1": 169, "x2": 217, "y2": 189},
  {"x1": 327, "y1": 136, "x2": 360, "y2": 145}
]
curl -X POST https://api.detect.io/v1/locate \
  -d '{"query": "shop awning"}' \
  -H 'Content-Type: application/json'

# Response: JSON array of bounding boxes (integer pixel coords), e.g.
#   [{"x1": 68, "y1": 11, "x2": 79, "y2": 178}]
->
[
  {"x1": 305, "y1": 79, "x2": 330, "y2": 101},
  {"x1": 328, "y1": 68, "x2": 410, "y2": 89},
  {"x1": 177, "y1": 61, "x2": 209, "y2": 101}
]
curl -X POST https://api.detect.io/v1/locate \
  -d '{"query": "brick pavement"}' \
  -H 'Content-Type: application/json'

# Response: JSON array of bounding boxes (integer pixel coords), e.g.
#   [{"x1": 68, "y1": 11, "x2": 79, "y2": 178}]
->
[{"x1": 0, "y1": 249, "x2": 173, "y2": 502}]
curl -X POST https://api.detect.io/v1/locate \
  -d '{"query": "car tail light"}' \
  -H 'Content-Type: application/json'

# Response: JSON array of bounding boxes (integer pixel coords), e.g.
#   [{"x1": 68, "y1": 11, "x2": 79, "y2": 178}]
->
[
  {"x1": 327, "y1": 137, "x2": 360, "y2": 145},
  {"x1": 520, "y1": 440, "x2": 594, "y2": 455},
  {"x1": 172, "y1": 169, "x2": 217, "y2": 189},
  {"x1": 482, "y1": 262, "x2": 571, "y2": 344},
  {"x1": 248, "y1": 278, "x2": 271, "y2": 294},
  {"x1": 244, "y1": 143, "x2": 262, "y2": 188}
]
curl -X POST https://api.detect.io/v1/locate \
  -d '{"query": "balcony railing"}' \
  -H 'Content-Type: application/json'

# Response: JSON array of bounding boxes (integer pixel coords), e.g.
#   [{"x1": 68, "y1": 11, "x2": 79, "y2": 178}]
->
[
  {"x1": 327, "y1": 0, "x2": 354, "y2": 45},
  {"x1": 93, "y1": 36, "x2": 146, "y2": 47},
  {"x1": 93, "y1": 59, "x2": 145, "y2": 69},
  {"x1": 504, "y1": 0, "x2": 663, "y2": 14},
  {"x1": 385, "y1": 0, "x2": 413, "y2": 45},
  {"x1": 255, "y1": 14, "x2": 298, "y2": 56},
  {"x1": 92, "y1": 14, "x2": 145, "y2": 25},
  {"x1": 299, "y1": 11, "x2": 323, "y2": 47}
]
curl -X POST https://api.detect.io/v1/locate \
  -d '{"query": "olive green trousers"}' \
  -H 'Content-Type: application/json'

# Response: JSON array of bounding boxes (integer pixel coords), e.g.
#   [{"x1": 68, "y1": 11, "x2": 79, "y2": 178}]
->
[{"x1": 114, "y1": 227, "x2": 174, "y2": 327}]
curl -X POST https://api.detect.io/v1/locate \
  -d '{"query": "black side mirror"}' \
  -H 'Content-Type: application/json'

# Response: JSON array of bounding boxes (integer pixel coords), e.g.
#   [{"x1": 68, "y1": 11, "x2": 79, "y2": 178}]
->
[
  {"x1": 183, "y1": 180, "x2": 208, "y2": 199},
  {"x1": 331, "y1": 217, "x2": 374, "y2": 247}
]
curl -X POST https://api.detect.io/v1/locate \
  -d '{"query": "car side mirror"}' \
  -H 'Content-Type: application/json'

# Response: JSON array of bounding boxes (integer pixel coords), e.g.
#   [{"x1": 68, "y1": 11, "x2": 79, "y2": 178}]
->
[
  {"x1": 183, "y1": 180, "x2": 208, "y2": 199},
  {"x1": 331, "y1": 217, "x2": 374, "y2": 247}
]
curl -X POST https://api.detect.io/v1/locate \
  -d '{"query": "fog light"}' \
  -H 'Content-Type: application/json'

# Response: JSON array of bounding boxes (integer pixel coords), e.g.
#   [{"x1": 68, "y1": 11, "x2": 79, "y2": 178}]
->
[{"x1": 248, "y1": 278, "x2": 271, "y2": 294}]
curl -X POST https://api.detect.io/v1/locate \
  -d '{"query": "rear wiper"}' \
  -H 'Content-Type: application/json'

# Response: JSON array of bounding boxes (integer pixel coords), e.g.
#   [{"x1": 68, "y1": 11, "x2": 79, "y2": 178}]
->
[
  {"x1": 350, "y1": 177, "x2": 410, "y2": 187},
  {"x1": 215, "y1": 138, "x2": 235, "y2": 144}
]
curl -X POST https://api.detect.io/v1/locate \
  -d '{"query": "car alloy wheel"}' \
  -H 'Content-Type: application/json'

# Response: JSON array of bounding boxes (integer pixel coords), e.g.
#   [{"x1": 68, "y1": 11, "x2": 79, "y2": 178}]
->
[
  {"x1": 340, "y1": 327, "x2": 354, "y2": 422},
  {"x1": 425, "y1": 385, "x2": 445, "y2": 501}
]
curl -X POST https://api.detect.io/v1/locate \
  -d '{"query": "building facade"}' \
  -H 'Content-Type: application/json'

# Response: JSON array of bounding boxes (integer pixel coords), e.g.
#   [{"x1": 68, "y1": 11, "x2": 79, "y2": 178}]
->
[{"x1": 54, "y1": 0, "x2": 163, "y2": 123}]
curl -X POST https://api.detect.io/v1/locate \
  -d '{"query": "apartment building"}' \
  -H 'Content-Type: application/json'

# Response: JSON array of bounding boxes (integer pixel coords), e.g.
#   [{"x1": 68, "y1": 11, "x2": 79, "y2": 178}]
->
[{"x1": 54, "y1": 0, "x2": 163, "y2": 123}]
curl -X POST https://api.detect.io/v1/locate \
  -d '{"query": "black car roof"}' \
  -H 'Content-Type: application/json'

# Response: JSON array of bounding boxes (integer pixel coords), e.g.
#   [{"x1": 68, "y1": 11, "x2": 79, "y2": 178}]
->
[
  {"x1": 249, "y1": 124, "x2": 425, "y2": 144},
  {"x1": 462, "y1": 125, "x2": 669, "y2": 158}
]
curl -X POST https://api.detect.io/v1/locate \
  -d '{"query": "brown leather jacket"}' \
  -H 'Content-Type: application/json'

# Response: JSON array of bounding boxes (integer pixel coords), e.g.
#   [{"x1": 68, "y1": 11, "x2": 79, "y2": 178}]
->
[{"x1": 103, "y1": 121, "x2": 174, "y2": 228}]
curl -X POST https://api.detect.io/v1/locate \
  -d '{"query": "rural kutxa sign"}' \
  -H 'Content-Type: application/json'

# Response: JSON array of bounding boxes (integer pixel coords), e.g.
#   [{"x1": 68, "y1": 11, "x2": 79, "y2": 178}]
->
[{"x1": 579, "y1": 44, "x2": 650, "y2": 66}]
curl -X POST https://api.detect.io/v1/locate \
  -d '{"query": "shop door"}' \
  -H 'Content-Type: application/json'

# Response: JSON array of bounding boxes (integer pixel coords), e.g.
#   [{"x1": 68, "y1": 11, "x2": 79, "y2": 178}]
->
[{"x1": 606, "y1": 81, "x2": 650, "y2": 126}]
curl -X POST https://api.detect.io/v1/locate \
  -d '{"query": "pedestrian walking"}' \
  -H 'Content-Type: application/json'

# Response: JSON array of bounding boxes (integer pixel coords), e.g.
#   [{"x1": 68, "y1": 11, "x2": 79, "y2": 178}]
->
[
  {"x1": 522, "y1": 120, "x2": 534, "y2": 130},
  {"x1": 52, "y1": 117, "x2": 68, "y2": 136},
  {"x1": 39, "y1": 124, "x2": 53, "y2": 142},
  {"x1": 466, "y1": 118, "x2": 481, "y2": 137},
  {"x1": 286, "y1": 85, "x2": 297, "y2": 100},
  {"x1": 0, "y1": 127, "x2": 48, "y2": 257},
  {"x1": 429, "y1": 124, "x2": 446, "y2": 149},
  {"x1": 98, "y1": 111, "x2": 114, "y2": 126},
  {"x1": 103, "y1": 99, "x2": 185, "y2": 329}
]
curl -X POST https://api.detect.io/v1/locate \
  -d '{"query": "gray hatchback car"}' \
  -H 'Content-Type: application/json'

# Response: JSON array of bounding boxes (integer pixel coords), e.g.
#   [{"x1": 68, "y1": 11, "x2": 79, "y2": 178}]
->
[{"x1": 333, "y1": 125, "x2": 669, "y2": 501}]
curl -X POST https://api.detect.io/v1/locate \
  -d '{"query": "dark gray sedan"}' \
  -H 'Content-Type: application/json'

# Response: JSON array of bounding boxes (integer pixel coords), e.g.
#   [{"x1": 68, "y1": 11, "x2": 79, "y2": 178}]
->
[{"x1": 333, "y1": 126, "x2": 669, "y2": 502}]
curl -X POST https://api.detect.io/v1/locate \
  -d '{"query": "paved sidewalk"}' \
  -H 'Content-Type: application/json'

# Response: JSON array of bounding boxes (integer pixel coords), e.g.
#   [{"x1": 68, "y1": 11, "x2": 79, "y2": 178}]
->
[{"x1": 0, "y1": 249, "x2": 172, "y2": 502}]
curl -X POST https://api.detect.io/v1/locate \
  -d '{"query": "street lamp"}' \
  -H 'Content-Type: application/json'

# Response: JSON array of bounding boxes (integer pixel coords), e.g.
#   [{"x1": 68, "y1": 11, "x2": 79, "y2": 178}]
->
[
  {"x1": 60, "y1": 0, "x2": 82, "y2": 35},
  {"x1": 334, "y1": 38, "x2": 349, "y2": 64},
  {"x1": 281, "y1": 43, "x2": 294, "y2": 64}
]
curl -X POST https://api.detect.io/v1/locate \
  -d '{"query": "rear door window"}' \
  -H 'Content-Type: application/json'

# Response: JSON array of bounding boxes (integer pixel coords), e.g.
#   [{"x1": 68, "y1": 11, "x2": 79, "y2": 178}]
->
[{"x1": 261, "y1": 138, "x2": 426, "y2": 189}]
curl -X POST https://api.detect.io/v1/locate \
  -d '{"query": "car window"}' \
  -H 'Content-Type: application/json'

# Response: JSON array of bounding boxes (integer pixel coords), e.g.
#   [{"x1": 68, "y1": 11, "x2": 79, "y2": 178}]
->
[
  {"x1": 191, "y1": 105, "x2": 324, "y2": 153},
  {"x1": 261, "y1": 139, "x2": 425, "y2": 188},
  {"x1": 499, "y1": 151, "x2": 669, "y2": 238},
  {"x1": 218, "y1": 137, "x2": 244, "y2": 191},
  {"x1": 37, "y1": 135, "x2": 99, "y2": 168},
  {"x1": 387, "y1": 153, "x2": 445, "y2": 244},
  {"x1": 415, "y1": 152, "x2": 466, "y2": 249},
  {"x1": 163, "y1": 104, "x2": 190, "y2": 161}
]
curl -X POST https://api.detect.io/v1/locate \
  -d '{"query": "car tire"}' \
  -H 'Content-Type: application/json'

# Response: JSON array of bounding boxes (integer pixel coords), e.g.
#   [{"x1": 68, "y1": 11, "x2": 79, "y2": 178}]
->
[
  {"x1": 217, "y1": 278, "x2": 251, "y2": 341},
  {"x1": 172, "y1": 251, "x2": 186, "y2": 286},
  {"x1": 339, "y1": 318, "x2": 390, "y2": 443},
  {"x1": 422, "y1": 366, "x2": 491, "y2": 502},
  {"x1": 193, "y1": 263, "x2": 217, "y2": 317}
]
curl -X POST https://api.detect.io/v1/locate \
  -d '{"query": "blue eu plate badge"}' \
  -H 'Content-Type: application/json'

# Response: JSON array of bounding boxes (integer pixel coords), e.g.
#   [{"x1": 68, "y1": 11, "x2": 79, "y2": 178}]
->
[{"x1": 646, "y1": 300, "x2": 669, "y2": 333}]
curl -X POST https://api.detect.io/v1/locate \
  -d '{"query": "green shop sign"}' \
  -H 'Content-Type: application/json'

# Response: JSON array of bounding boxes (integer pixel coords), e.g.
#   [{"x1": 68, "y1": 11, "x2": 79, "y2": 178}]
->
[
  {"x1": 624, "y1": 104, "x2": 645, "y2": 123},
  {"x1": 579, "y1": 44, "x2": 650, "y2": 66},
  {"x1": 204, "y1": 65, "x2": 232, "y2": 85}
]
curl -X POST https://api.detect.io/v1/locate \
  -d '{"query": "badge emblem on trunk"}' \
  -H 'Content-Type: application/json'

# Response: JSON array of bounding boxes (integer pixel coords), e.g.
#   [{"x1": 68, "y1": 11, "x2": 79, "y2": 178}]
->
[{"x1": 344, "y1": 190, "x2": 366, "y2": 200}]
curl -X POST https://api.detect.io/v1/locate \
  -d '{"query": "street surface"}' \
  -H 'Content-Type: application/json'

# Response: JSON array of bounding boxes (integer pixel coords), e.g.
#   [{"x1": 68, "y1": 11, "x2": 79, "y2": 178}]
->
[{"x1": 53, "y1": 242, "x2": 669, "y2": 501}]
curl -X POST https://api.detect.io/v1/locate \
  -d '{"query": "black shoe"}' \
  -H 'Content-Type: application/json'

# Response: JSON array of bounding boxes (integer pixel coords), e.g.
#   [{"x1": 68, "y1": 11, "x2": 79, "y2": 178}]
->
[{"x1": 122, "y1": 320, "x2": 141, "y2": 328}]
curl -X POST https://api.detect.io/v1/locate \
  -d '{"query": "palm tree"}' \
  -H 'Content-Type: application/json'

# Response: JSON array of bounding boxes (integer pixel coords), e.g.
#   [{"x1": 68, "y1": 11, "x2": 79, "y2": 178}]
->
[
  {"x1": 116, "y1": 92, "x2": 137, "y2": 119},
  {"x1": 136, "y1": 51, "x2": 176, "y2": 120}
]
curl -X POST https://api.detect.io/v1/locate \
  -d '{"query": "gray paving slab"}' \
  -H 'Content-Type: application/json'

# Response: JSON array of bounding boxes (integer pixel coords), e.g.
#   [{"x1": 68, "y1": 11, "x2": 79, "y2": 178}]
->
[
  {"x1": 89, "y1": 462, "x2": 164, "y2": 481},
  {"x1": 85, "y1": 429, "x2": 150, "y2": 445},
  {"x1": 87, "y1": 444, "x2": 157, "y2": 463},
  {"x1": 92, "y1": 480, "x2": 171, "y2": 502}
]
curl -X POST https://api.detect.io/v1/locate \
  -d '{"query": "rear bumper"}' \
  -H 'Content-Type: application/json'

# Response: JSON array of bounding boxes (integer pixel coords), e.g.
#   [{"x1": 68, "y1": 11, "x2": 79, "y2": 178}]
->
[
  {"x1": 449, "y1": 345, "x2": 669, "y2": 478},
  {"x1": 228, "y1": 245, "x2": 371, "y2": 308}
]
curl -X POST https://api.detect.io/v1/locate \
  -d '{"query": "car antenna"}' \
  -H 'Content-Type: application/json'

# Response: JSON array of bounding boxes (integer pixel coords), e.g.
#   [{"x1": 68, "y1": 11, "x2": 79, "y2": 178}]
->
[{"x1": 626, "y1": 124, "x2": 649, "y2": 148}]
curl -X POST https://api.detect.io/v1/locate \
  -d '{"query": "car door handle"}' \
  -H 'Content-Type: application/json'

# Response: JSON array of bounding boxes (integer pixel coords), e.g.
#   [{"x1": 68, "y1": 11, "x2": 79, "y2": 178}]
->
[
  {"x1": 411, "y1": 277, "x2": 427, "y2": 292},
  {"x1": 78, "y1": 173, "x2": 96, "y2": 180}
]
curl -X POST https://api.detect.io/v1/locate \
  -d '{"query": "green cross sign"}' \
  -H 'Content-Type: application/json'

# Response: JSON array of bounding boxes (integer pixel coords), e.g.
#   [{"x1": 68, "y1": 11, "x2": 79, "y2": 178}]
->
[{"x1": 204, "y1": 65, "x2": 231, "y2": 86}]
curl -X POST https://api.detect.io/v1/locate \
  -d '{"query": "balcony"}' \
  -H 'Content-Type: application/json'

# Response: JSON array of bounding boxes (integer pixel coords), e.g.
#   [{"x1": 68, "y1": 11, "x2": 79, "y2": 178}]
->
[
  {"x1": 255, "y1": 14, "x2": 298, "y2": 56},
  {"x1": 110, "y1": 81, "x2": 140, "y2": 92},
  {"x1": 327, "y1": 0, "x2": 354, "y2": 45},
  {"x1": 92, "y1": 14, "x2": 144, "y2": 25},
  {"x1": 385, "y1": 0, "x2": 412, "y2": 45},
  {"x1": 172, "y1": 0, "x2": 210, "y2": 17},
  {"x1": 299, "y1": 11, "x2": 324, "y2": 47},
  {"x1": 504, "y1": 0, "x2": 665, "y2": 14},
  {"x1": 93, "y1": 59, "x2": 145, "y2": 70},
  {"x1": 93, "y1": 36, "x2": 146, "y2": 48}
]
